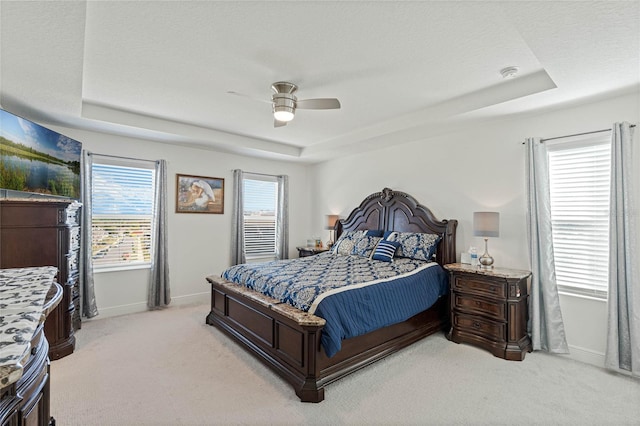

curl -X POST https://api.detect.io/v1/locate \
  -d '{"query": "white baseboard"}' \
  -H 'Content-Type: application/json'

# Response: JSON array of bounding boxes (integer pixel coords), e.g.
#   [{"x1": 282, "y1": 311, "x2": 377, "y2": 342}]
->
[
  {"x1": 565, "y1": 344, "x2": 606, "y2": 368},
  {"x1": 171, "y1": 292, "x2": 210, "y2": 307},
  {"x1": 88, "y1": 292, "x2": 209, "y2": 321}
]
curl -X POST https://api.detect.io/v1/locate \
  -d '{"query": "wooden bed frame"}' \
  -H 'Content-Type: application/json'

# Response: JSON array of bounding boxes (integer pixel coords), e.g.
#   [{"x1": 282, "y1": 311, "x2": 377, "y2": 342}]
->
[{"x1": 206, "y1": 188, "x2": 457, "y2": 402}]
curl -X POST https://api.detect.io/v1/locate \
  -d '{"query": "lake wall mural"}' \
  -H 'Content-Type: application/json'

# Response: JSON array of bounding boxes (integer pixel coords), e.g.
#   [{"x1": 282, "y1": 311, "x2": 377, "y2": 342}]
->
[{"x1": 0, "y1": 109, "x2": 82, "y2": 199}]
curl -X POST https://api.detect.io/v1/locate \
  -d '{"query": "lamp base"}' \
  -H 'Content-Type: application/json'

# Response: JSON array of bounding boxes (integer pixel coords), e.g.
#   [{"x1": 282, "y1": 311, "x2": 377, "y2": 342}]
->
[
  {"x1": 479, "y1": 254, "x2": 494, "y2": 269},
  {"x1": 479, "y1": 238, "x2": 494, "y2": 269}
]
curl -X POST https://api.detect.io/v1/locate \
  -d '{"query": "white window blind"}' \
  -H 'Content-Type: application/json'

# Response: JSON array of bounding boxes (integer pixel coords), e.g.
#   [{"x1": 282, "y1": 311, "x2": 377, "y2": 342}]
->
[
  {"x1": 548, "y1": 135, "x2": 610, "y2": 299},
  {"x1": 243, "y1": 176, "x2": 278, "y2": 259},
  {"x1": 91, "y1": 161, "x2": 155, "y2": 270}
]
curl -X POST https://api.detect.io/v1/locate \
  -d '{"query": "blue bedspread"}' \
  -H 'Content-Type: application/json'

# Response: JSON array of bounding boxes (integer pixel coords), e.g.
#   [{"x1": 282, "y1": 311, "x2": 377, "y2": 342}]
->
[{"x1": 222, "y1": 252, "x2": 449, "y2": 357}]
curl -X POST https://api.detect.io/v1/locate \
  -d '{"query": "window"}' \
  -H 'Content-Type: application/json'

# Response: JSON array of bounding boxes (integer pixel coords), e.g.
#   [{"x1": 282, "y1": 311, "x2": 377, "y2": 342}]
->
[
  {"x1": 91, "y1": 160, "x2": 155, "y2": 271},
  {"x1": 243, "y1": 175, "x2": 279, "y2": 259},
  {"x1": 547, "y1": 133, "x2": 611, "y2": 299}
]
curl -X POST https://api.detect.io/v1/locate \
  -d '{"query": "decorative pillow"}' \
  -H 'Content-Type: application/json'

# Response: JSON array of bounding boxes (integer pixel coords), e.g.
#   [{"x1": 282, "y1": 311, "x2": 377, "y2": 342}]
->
[
  {"x1": 331, "y1": 230, "x2": 367, "y2": 255},
  {"x1": 351, "y1": 235, "x2": 382, "y2": 258},
  {"x1": 371, "y1": 240, "x2": 400, "y2": 262},
  {"x1": 384, "y1": 232, "x2": 441, "y2": 261},
  {"x1": 365, "y1": 229, "x2": 384, "y2": 237},
  {"x1": 382, "y1": 230, "x2": 394, "y2": 240}
]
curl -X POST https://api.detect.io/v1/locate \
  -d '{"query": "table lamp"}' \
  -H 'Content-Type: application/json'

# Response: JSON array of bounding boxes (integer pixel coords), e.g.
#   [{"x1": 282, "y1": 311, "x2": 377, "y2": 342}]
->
[{"x1": 473, "y1": 212, "x2": 499, "y2": 269}]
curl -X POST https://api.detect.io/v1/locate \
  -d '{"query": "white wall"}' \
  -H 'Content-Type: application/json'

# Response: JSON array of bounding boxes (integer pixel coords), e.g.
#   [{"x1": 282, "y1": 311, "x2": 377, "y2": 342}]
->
[
  {"x1": 49, "y1": 126, "x2": 312, "y2": 318},
  {"x1": 310, "y1": 90, "x2": 640, "y2": 367}
]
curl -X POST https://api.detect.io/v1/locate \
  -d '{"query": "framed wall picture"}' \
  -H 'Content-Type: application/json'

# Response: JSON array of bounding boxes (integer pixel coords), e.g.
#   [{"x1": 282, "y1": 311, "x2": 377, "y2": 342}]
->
[{"x1": 176, "y1": 174, "x2": 224, "y2": 214}]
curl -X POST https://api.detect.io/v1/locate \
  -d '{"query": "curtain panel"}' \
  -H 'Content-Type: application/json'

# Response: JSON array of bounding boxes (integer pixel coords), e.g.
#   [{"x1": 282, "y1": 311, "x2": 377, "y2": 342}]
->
[
  {"x1": 605, "y1": 122, "x2": 639, "y2": 376},
  {"x1": 231, "y1": 169, "x2": 246, "y2": 265},
  {"x1": 276, "y1": 174, "x2": 289, "y2": 260},
  {"x1": 148, "y1": 159, "x2": 171, "y2": 309},
  {"x1": 525, "y1": 137, "x2": 570, "y2": 353},
  {"x1": 80, "y1": 150, "x2": 99, "y2": 318}
]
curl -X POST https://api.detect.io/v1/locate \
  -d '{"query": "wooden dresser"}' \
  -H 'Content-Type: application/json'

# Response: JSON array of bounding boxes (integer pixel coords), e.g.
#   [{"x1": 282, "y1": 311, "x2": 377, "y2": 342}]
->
[
  {"x1": 445, "y1": 263, "x2": 532, "y2": 361},
  {"x1": 0, "y1": 199, "x2": 82, "y2": 360}
]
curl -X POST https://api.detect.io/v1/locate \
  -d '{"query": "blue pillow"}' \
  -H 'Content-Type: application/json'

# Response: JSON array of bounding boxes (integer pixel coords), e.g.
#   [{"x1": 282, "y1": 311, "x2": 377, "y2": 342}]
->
[{"x1": 372, "y1": 240, "x2": 400, "y2": 262}]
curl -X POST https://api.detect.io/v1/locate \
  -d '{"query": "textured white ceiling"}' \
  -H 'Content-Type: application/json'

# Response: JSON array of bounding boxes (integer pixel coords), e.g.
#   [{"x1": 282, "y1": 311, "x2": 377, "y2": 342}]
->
[{"x1": 1, "y1": 1, "x2": 638, "y2": 162}]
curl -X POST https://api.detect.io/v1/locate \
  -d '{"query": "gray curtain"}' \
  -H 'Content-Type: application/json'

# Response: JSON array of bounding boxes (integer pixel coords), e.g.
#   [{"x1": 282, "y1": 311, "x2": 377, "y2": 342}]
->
[
  {"x1": 148, "y1": 159, "x2": 170, "y2": 309},
  {"x1": 80, "y1": 150, "x2": 99, "y2": 318},
  {"x1": 276, "y1": 174, "x2": 289, "y2": 260},
  {"x1": 525, "y1": 137, "x2": 569, "y2": 353},
  {"x1": 605, "y1": 122, "x2": 639, "y2": 376},
  {"x1": 231, "y1": 169, "x2": 246, "y2": 265}
]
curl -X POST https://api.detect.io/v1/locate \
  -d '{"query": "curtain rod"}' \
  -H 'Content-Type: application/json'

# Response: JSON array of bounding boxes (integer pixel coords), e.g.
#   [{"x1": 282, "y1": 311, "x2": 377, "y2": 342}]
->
[
  {"x1": 236, "y1": 169, "x2": 279, "y2": 178},
  {"x1": 89, "y1": 152, "x2": 158, "y2": 164},
  {"x1": 542, "y1": 124, "x2": 636, "y2": 142},
  {"x1": 521, "y1": 124, "x2": 636, "y2": 144}
]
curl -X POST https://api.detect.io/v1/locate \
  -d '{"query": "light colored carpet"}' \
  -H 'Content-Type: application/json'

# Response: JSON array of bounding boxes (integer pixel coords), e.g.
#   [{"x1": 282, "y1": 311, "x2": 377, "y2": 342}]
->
[{"x1": 50, "y1": 303, "x2": 639, "y2": 425}]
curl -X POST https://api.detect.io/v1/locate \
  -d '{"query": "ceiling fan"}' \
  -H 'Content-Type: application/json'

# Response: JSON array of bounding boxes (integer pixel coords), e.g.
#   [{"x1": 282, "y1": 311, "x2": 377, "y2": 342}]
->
[{"x1": 229, "y1": 82, "x2": 341, "y2": 127}]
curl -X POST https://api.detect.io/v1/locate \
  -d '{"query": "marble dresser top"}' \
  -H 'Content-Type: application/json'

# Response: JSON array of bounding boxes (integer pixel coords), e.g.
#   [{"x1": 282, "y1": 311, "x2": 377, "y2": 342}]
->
[{"x1": 0, "y1": 266, "x2": 59, "y2": 389}]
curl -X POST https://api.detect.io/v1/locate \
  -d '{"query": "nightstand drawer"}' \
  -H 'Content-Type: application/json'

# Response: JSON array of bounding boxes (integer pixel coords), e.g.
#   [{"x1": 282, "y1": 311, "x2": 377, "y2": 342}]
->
[
  {"x1": 453, "y1": 293, "x2": 506, "y2": 321},
  {"x1": 453, "y1": 313, "x2": 505, "y2": 342},
  {"x1": 453, "y1": 275, "x2": 506, "y2": 299}
]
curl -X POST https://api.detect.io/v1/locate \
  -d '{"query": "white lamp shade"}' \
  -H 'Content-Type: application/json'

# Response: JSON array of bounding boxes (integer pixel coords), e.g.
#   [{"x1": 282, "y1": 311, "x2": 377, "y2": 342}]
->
[
  {"x1": 473, "y1": 212, "x2": 499, "y2": 238},
  {"x1": 325, "y1": 214, "x2": 339, "y2": 229}
]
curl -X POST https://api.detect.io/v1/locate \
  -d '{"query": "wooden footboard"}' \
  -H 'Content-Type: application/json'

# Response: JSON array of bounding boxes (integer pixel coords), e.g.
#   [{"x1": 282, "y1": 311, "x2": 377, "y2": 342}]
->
[
  {"x1": 206, "y1": 276, "x2": 327, "y2": 402},
  {"x1": 206, "y1": 275, "x2": 449, "y2": 402}
]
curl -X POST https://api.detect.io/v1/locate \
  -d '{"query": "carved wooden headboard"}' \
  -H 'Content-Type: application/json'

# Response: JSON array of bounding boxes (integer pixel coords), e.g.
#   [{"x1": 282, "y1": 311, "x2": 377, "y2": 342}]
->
[{"x1": 334, "y1": 188, "x2": 457, "y2": 266}]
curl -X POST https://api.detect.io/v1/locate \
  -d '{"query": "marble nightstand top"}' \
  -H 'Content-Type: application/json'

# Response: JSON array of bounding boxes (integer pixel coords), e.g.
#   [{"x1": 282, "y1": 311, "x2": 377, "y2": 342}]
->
[
  {"x1": 443, "y1": 263, "x2": 532, "y2": 280},
  {"x1": 0, "y1": 266, "x2": 59, "y2": 389}
]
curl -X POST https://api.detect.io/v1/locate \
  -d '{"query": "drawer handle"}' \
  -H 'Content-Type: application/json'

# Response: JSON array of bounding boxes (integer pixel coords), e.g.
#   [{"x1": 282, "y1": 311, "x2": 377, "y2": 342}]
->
[
  {"x1": 475, "y1": 301, "x2": 481, "y2": 307},
  {"x1": 489, "y1": 285, "x2": 497, "y2": 292},
  {"x1": 472, "y1": 321, "x2": 481, "y2": 329}
]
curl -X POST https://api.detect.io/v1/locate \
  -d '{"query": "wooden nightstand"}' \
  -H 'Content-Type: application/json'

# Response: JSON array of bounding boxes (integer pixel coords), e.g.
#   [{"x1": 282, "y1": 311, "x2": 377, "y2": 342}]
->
[
  {"x1": 296, "y1": 246, "x2": 330, "y2": 257},
  {"x1": 444, "y1": 263, "x2": 533, "y2": 361}
]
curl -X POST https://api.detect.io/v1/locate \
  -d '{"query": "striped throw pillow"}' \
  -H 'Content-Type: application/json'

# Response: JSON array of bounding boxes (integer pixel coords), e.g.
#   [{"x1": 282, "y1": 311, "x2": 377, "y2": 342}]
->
[{"x1": 371, "y1": 240, "x2": 400, "y2": 262}]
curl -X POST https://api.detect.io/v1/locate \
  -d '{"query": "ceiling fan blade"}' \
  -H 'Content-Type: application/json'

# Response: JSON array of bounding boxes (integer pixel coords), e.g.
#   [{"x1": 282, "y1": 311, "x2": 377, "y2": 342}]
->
[
  {"x1": 296, "y1": 98, "x2": 341, "y2": 110},
  {"x1": 227, "y1": 91, "x2": 270, "y2": 104},
  {"x1": 274, "y1": 119, "x2": 287, "y2": 128}
]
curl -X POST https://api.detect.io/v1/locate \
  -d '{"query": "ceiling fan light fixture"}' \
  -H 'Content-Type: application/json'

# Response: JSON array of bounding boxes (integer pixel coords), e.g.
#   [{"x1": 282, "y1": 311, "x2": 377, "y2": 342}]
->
[
  {"x1": 229, "y1": 81, "x2": 340, "y2": 127},
  {"x1": 273, "y1": 108, "x2": 295, "y2": 122},
  {"x1": 272, "y1": 93, "x2": 296, "y2": 122}
]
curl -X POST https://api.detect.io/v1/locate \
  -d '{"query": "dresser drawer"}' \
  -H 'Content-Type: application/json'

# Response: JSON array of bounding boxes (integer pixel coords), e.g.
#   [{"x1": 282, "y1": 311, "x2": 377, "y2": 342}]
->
[
  {"x1": 453, "y1": 275, "x2": 506, "y2": 299},
  {"x1": 453, "y1": 293, "x2": 506, "y2": 321},
  {"x1": 453, "y1": 313, "x2": 505, "y2": 342},
  {"x1": 69, "y1": 226, "x2": 81, "y2": 251},
  {"x1": 29, "y1": 325, "x2": 45, "y2": 356}
]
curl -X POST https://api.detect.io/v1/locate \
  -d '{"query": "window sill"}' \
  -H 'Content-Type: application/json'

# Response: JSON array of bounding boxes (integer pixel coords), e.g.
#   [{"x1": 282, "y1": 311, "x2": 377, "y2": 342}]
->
[{"x1": 94, "y1": 264, "x2": 152, "y2": 274}]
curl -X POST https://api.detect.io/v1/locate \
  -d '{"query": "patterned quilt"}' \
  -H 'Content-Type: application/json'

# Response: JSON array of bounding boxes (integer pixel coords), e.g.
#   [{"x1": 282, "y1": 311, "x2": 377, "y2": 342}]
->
[{"x1": 222, "y1": 252, "x2": 449, "y2": 357}]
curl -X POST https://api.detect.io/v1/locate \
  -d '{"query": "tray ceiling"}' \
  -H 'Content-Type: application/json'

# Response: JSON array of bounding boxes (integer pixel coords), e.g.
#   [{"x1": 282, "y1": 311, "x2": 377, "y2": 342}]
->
[{"x1": 1, "y1": 1, "x2": 638, "y2": 162}]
